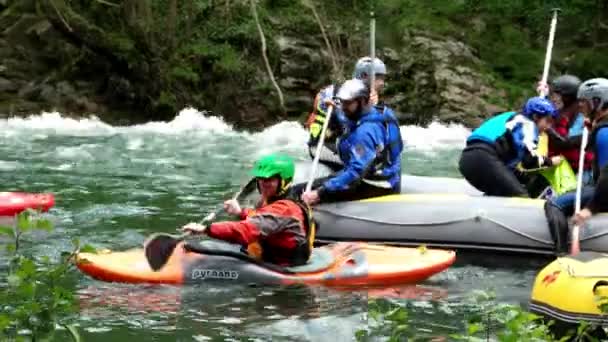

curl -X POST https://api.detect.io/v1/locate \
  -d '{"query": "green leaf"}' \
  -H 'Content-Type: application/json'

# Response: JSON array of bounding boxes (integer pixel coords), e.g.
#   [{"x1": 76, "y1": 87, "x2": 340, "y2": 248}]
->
[
  {"x1": 170, "y1": 66, "x2": 200, "y2": 83},
  {"x1": 7, "y1": 274, "x2": 21, "y2": 287},
  {"x1": 62, "y1": 324, "x2": 81, "y2": 342},
  {"x1": 0, "y1": 225, "x2": 14, "y2": 236},
  {"x1": 0, "y1": 314, "x2": 11, "y2": 332},
  {"x1": 79, "y1": 244, "x2": 97, "y2": 254},
  {"x1": 17, "y1": 212, "x2": 32, "y2": 232},
  {"x1": 354, "y1": 329, "x2": 369, "y2": 341},
  {"x1": 34, "y1": 219, "x2": 53, "y2": 232},
  {"x1": 468, "y1": 322, "x2": 482, "y2": 335},
  {"x1": 71, "y1": 238, "x2": 80, "y2": 249},
  {"x1": 60, "y1": 251, "x2": 73, "y2": 261},
  {"x1": 17, "y1": 258, "x2": 36, "y2": 278}
]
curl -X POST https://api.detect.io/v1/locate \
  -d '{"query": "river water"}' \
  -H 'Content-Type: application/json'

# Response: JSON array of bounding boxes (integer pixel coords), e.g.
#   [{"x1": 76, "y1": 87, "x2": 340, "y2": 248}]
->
[{"x1": 0, "y1": 109, "x2": 551, "y2": 341}]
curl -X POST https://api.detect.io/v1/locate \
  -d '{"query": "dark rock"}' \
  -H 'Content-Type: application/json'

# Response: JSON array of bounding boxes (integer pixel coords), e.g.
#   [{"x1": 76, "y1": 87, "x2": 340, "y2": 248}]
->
[
  {"x1": 276, "y1": 35, "x2": 330, "y2": 116},
  {"x1": 0, "y1": 77, "x2": 18, "y2": 93},
  {"x1": 56, "y1": 81, "x2": 76, "y2": 97},
  {"x1": 39, "y1": 84, "x2": 57, "y2": 104},
  {"x1": 18, "y1": 82, "x2": 41, "y2": 100},
  {"x1": 382, "y1": 31, "x2": 506, "y2": 127},
  {"x1": 73, "y1": 96, "x2": 99, "y2": 113}
]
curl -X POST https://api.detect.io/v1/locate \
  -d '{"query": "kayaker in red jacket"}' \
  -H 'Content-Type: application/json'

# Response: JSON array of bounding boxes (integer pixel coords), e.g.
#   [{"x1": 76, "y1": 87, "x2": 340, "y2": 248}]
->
[
  {"x1": 180, "y1": 153, "x2": 314, "y2": 267},
  {"x1": 546, "y1": 75, "x2": 594, "y2": 183}
]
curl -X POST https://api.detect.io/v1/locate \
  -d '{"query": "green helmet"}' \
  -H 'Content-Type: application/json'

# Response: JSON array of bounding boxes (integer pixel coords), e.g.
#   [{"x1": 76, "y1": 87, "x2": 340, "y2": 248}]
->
[{"x1": 251, "y1": 153, "x2": 295, "y2": 181}]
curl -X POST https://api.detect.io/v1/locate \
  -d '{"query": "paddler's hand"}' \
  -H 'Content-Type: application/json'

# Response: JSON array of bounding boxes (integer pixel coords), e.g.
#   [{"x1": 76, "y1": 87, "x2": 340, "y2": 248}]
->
[
  {"x1": 584, "y1": 117, "x2": 592, "y2": 129},
  {"x1": 572, "y1": 208, "x2": 592, "y2": 227},
  {"x1": 323, "y1": 98, "x2": 336, "y2": 109},
  {"x1": 223, "y1": 199, "x2": 242, "y2": 216},
  {"x1": 370, "y1": 88, "x2": 379, "y2": 106},
  {"x1": 301, "y1": 190, "x2": 320, "y2": 205},
  {"x1": 180, "y1": 222, "x2": 207, "y2": 235},
  {"x1": 550, "y1": 156, "x2": 563, "y2": 166},
  {"x1": 536, "y1": 81, "x2": 549, "y2": 96}
]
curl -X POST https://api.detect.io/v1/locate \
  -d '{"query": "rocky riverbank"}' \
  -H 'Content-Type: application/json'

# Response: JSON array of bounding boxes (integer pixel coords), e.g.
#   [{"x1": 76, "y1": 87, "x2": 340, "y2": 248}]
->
[{"x1": 3, "y1": 0, "x2": 601, "y2": 130}]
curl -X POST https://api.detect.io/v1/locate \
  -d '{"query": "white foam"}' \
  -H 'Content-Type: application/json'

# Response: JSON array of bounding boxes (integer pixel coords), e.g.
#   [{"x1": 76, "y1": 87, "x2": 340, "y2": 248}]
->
[
  {"x1": 0, "y1": 111, "x2": 115, "y2": 136},
  {"x1": 401, "y1": 121, "x2": 471, "y2": 151},
  {"x1": 129, "y1": 107, "x2": 235, "y2": 135},
  {"x1": 0, "y1": 109, "x2": 471, "y2": 152},
  {"x1": 0, "y1": 161, "x2": 21, "y2": 171}
]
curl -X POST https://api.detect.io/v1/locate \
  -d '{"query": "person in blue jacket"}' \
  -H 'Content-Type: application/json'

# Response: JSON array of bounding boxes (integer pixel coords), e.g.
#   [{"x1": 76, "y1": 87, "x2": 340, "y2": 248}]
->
[
  {"x1": 458, "y1": 97, "x2": 562, "y2": 197},
  {"x1": 557, "y1": 78, "x2": 608, "y2": 226},
  {"x1": 543, "y1": 78, "x2": 608, "y2": 254},
  {"x1": 296, "y1": 78, "x2": 403, "y2": 205},
  {"x1": 304, "y1": 57, "x2": 389, "y2": 172}
]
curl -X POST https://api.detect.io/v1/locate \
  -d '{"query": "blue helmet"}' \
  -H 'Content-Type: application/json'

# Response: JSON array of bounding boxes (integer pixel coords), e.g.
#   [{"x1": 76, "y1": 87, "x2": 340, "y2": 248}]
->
[{"x1": 522, "y1": 96, "x2": 557, "y2": 119}]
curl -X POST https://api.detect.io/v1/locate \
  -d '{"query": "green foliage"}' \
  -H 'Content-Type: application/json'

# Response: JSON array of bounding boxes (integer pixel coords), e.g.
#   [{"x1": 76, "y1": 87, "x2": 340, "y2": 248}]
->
[
  {"x1": 356, "y1": 289, "x2": 608, "y2": 341},
  {"x1": 170, "y1": 65, "x2": 200, "y2": 84},
  {"x1": 356, "y1": 299, "x2": 420, "y2": 342},
  {"x1": 0, "y1": 209, "x2": 85, "y2": 341},
  {"x1": 376, "y1": 0, "x2": 607, "y2": 109},
  {"x1": 9, "y1": 0, "x2": 608, "y2": 122}
]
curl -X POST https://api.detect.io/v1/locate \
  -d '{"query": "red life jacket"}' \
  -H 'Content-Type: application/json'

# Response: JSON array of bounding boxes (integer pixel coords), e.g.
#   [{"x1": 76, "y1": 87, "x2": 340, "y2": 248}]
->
[{"x1": 548, "y1": 106, "x2": 594, "y2": 171}]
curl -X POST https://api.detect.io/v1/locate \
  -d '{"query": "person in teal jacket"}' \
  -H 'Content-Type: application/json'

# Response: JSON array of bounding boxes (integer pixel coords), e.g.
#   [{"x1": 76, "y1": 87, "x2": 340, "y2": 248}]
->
[{"x1": 459, "y1": 97, "x2": 562, "y2": 197}]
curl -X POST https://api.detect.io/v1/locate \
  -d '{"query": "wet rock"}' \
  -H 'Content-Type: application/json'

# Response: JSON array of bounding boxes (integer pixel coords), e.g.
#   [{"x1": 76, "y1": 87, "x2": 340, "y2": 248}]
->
[
  {"x1": 56, "y1": 81, "x2": 76, "y2": 97},
  {"x1": 18, "y1": 82, "x2": 41, "y2": 100},
  {"x1": 276, "y1": 35, "x2": 330, "y2": 116},
  {"x1": 39, "y1": 84, "x2": 58, "y2": 104},
  {"x1": 382, "y1": 30, "x2": 505, "y2": 127},
  {"x1": 0, "y1": 77, "x2": 18, "y2": 93}
]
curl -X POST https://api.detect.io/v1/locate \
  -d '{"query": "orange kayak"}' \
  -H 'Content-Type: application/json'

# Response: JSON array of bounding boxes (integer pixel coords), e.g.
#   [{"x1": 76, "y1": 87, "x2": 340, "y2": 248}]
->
[
  {"x1": 75, "y1": 240, "x2": 455, "y2": 287},
  {"x1": 0, "y1": 192, "x2": 54, "y2": 216}
]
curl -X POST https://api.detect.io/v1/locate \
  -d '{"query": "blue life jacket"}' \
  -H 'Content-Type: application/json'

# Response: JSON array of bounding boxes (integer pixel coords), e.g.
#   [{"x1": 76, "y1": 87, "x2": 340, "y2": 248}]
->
[
  {"x1": 467, "y1": 112, "x2": 516, "y2": 145},
  {"x1": 467, "y1": 112, "x2": 542, "y2": 170},
  {"x1": 590, "y1": 121, "x2": 608, "y2": 182},
  {"x1": 568, "y1": 113, "x2": 586, "y2": 137},
  {"x1": 322, "y1": 105, "x2": 403, "y2": 193}
]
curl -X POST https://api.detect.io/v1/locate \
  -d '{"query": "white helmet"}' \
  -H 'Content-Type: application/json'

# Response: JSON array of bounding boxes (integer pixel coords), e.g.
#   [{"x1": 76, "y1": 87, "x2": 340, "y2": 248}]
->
[
  {"x1": 336, "y1": 79, "x2": 369, "y2": 102},
  {"x1": 353, "y1": 57, "x2": 387, "y2": 79},
  {"x1": 578, "y1": 78, "x2": 608, "y2": 112}
]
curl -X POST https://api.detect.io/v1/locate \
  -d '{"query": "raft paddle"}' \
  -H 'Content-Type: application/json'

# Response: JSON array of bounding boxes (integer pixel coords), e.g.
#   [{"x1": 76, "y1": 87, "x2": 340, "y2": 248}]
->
[
  {"x1": 526, "y1": 8, "x2": 560, "y2": 184},
  {"x1": 306, "y1": 103, "x2": 334, "y2": 192},
  {"x1": 369, "y1": 8, "x2": 376, "y2": 104},
  {"x1": 539, "y1": 8, "x2": 560, "y2": 97},
  {"x1": 570, "y1": 126, "x2": 589, "y2": 255},
  {"x1": 144, "y1": 177, "x2": 257, "y2": 271}
]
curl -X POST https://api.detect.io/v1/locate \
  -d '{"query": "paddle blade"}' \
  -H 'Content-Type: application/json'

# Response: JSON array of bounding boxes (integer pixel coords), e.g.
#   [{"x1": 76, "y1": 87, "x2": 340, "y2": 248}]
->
[
  {"x1": 570, "y1": 225, "x2": 580, "y2": 255},
  {"x1": 144, "y1": 234, "x2": 184, "y2": 271}
]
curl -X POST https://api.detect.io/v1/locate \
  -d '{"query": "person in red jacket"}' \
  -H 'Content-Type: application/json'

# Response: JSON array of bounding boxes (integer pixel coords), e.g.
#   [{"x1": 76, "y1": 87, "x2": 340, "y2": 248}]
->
[
  {"x1": 546, "y1": 75, "x2": 594, "y2": 184},
  {"x1": 180, "y1": 153, "x2": 314, "y2": 267}
]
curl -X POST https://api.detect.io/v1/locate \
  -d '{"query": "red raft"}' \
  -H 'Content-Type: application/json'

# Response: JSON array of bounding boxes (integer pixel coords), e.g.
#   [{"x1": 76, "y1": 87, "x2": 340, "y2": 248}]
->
[{"x1": 0, "y1": 192, "x2": 55, "y2": 216}]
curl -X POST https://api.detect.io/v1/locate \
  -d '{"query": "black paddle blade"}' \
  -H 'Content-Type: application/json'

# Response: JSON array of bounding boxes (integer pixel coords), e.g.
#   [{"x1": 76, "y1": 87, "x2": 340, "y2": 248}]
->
[{"x1": 144, "y1": 234, "x2": 184, "y2": 271}]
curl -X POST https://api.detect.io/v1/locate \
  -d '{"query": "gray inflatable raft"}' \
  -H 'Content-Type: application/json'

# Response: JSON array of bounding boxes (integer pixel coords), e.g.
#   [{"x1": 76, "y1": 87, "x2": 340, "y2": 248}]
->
[
  {"x1": 313, "y1": 193, "x2": 608, "y2": 255},
  {"x1": 293, "y1": 161, "x2": 483, "y2": 196},
  {"x1": 293, "y1": 162, "x2": 608, "y2": 255}
]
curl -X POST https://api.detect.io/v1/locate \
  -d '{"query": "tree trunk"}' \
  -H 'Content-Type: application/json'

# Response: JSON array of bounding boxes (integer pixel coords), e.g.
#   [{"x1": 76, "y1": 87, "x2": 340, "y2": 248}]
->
[
  {"x1": 594, "y1": 0, "x2": 601, "y2": 46},
  {"x1": 301, "y1": 0, "x2": 340, "y2": 80},
  {"x1": 186, "y1": 0, "x2": 194, "y2": 38},
  {"x1": 250, "y1": 0, "x2": 285, "y2": 113},
  {"x1": 168, "y1": 0, "x2": 177, "y2": 49},
  {"x1": 141, "y1": 0, "x2": 152, "y2": 43},
  {"x1": 122, "y1": 0, "x2": 137, "y2": 27}
]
